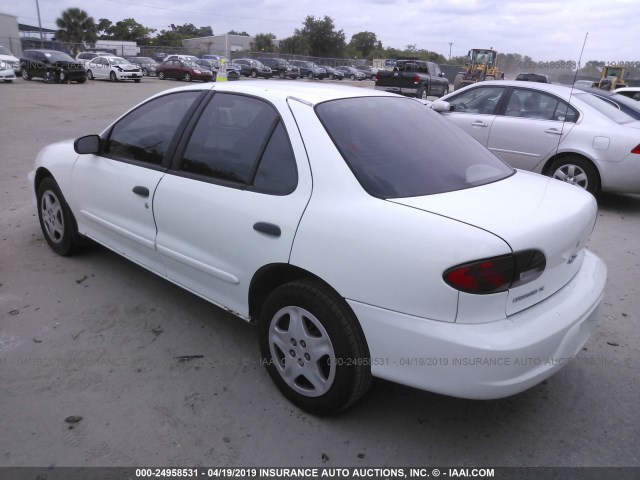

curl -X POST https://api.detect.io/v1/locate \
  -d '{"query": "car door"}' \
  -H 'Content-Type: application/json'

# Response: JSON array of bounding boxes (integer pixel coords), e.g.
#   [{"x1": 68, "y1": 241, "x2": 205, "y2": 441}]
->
[
  {"x1": 153, "y1": 92, "x2": 312, "y2": 319},
  {"x1": 93, "y1": 57, "x2": 107, "y2": 79},
  {"x1": 429, "y1": 63, "x2": 446, "y2": 95},
  {"x1": 487, "y1": 88, "x2": 578, "y2": 170},
  {"x1": 440, "y1": 85, "x2": 506, "y2": 146},
  {"x1": 70, "y1": 90, "x2": 203, "y2": 273}
]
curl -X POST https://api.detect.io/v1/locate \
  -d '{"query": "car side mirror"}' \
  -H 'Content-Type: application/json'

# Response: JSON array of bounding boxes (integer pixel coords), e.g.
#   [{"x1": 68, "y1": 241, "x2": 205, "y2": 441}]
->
[
  {"x1": 430, "y1": 100, "x2": 452, "y2": 112},
  {"x1": 439, "y1": 72, "x2": 446, "y2": 77},
  {"x1": 74, "y1": 134, "x2": 101, "y2": 154}
]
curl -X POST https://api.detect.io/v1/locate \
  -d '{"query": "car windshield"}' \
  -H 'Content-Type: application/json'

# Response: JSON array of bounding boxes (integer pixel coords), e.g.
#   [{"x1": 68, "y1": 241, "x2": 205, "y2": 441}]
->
[
  {"x1": 316, "y1": 97, "x2": 514, "y2": 198},
  {"x1": 110, "y1": 57, "x2": 130, "y2": 65},
  {"x1": 573, "y1": 92, "x2": 637, "y2": 124},
  {"x1": 0, "y1": 46, "x2": 13, "y2": 55},
  {"x1": 43, "y1": 51, "x2": 75, "y2": 62}
]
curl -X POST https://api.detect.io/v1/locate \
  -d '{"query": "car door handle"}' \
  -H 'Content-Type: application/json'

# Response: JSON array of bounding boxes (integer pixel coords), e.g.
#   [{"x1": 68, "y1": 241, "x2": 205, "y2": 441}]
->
[
  {"x1": 545, "y1": 129, "x2": 563, "y2": 135},
  {"x1": 253, "y1": 222, "x2": 281, "y2": 237},
  {"x1": 132, "y1": 186, "x2": 150, "y2": 197},
  {"x1": 471, "y1": 121, "x2": 488, "y2": 127}
]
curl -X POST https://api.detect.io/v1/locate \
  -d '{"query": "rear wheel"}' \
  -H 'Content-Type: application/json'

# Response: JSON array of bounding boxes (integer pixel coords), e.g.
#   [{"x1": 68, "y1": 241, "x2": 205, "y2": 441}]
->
[
  {"x1": 158, "y1": 71, "x2": 165, "y2": 80},
  {"x1": 37, "y1": 177, "x2": 84, "y2": 256},
  {"x1": 548, "y1": 156, "x2": 600, "y2": 196},
  {"x1": 454, "y1": 73, "x2": 464, "y2": 90},
  {"x1": 251, "y1": 70, "x2": 258, "y2": 78},
  {"x1": 134, "y1": 79, "x2": 141, "y2": 83},
  {"x1": 307, "y1": 71, "x2": 314, "y2": 80},
  {"x1": 259, "y1": 281, "x2": 372, "y2": 415},
  {"x1": 279, "y1": 71, "x2": 286, "y2": 79},
  {"x1": 142, "y1": 68, "x2": 149, "y2": 76},
  {"x1": 183, "y1": 73, "x2": 192, "y2": 82},
  {"x1": 350, "y1": 74, "x2": 356, "y2": 81}
]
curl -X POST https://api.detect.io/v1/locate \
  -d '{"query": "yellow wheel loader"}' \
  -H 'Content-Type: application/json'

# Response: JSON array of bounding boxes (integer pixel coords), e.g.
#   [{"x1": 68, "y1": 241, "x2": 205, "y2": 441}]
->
[{"x1": 453, "y1": 48, "x2": 504, "y2": 90}]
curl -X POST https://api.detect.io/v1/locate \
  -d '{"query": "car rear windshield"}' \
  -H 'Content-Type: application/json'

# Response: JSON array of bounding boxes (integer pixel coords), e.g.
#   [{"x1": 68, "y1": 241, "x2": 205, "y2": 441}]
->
[
  {"x1": 315, "y1": 97, "x2": 514, "y2": 198},
  {"x1": 573, "y1": 92, "x2": 637, "y2": 124}
]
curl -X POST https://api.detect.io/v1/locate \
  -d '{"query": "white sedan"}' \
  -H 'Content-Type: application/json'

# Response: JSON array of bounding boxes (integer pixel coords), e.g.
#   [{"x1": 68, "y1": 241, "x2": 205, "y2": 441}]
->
[
  {"x1": 29, "y1": 82, "x2": 606, "y2": 414},
  {"x1": 86, "y1": 56, "x2": 142, "y2": 82},
  {"x1": 430, "y1": 80, "x2": 640, "y2": 195},
  {"x1": 615, "y1": 87, "x2": 640, "y2": 101}
]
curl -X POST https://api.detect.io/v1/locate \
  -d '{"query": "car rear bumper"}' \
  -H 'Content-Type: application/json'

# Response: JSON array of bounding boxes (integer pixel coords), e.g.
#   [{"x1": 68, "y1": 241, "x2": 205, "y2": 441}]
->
[
  {"x1": 599, "y1": 152, "x2": 640, "y2": 194},
  {"x1": 348, "y1": 250, "x2": 606, "y2": 399},
  {"x1": 374, "y1": 85, "x2": 418, "y2": 95}
]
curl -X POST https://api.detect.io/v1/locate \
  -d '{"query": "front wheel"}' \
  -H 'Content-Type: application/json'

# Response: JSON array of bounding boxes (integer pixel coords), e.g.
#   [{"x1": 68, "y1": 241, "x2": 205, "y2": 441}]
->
[
  {"x1": 183, "y1": 73, "x2": 191, "y2": 82},
  {"x1": 37, "y1": 177, "x2": 83, "y2": 256},
  {"x1": 279, "y1": 71, "x2": 286, "y2": 79},
  {"x1": 307, "y1": 71, "x2": 314, "y2": 79},
  {"x1": 22, "y1": 68, "x2": 32, "y2": 80},
  {"x1": 142, "y1": 68, "x2": 149, "y2": 76},
  {"x1": 87, "y1": 70, "x2": 94, "y2": 80},
  {"x1": 259, "y1": 281, "x2": 372, "y2": 415},
  {"x1": 440, "y1": 85, "x2": 449, "y2": 97},
  {"x1": 251, "y1": 70, "x2": 258, "y2": 78},
  {"x1": 158, "y1": 71, "x2": 165, "y2": 80},
  {"x1": 548, "y1": 156, "x2": 600, "y2": 196},
  {"x1": 350, "y1": 74, "x2": 356, "y2": 81},
  {"x1": 110, "y1": 71, "x2": 117, "y2": 82}
]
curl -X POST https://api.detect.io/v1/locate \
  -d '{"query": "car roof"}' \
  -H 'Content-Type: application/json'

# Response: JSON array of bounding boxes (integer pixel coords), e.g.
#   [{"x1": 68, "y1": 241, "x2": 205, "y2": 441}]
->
[{"x1": 150, "y1": 81, "x2": 399, "y2": 106}]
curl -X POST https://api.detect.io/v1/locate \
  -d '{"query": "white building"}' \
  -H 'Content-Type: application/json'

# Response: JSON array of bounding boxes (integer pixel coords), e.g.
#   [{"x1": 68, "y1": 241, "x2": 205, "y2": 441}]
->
[{"x1": 182, "y1": 34, "x2": 254, "y2": 58}]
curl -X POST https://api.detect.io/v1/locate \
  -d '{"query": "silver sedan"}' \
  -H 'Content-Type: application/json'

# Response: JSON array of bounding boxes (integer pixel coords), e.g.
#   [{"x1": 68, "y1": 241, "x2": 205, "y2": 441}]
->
[{"x1": 430, "y1": 80, "x2": 640, "y2": 195}]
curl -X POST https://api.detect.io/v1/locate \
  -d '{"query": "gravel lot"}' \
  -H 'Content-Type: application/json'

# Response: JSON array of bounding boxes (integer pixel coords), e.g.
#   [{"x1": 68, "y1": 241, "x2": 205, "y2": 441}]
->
[{"x1": 1, "y1": 76, "x2": 638, "y2": 469}]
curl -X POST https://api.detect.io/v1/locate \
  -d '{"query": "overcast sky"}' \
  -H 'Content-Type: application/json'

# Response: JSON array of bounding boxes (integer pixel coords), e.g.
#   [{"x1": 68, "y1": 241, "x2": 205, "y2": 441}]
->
[{"x1": 3, "y1": 0, "x2": 638, "y2": 61}]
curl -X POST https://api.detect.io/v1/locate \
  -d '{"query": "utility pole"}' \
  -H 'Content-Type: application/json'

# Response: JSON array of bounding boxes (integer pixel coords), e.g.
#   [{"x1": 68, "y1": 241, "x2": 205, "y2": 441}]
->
[
  {"x1": 449, "y1": 42, "x2": 453, "y2": 62},
  {"x1": 36, "y1": 0, "x2": 44, "y2": 48}
]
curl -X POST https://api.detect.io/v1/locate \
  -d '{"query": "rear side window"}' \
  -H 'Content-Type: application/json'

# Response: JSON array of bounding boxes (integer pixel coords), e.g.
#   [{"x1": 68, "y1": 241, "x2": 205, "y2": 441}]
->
[{"x1": 316, "y1": 97, "x2": 513, "y2": 198}]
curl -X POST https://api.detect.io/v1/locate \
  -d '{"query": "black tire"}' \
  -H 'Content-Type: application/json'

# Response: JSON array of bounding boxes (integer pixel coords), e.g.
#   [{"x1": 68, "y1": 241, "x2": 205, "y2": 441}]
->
[
  {"x1": 87, "y1": 70, "x2": 94, "y2": 80},
  {"x1": 350, "y1": 74, "x2": 356, "y2": 81},
  {"x1": 43, "y1": 70, "x2": 55, "y2": 84},
  {"x1": 307, "y1": 71, "x2": 314, "y2": 79},
  {"x1": 110, "y1": 71, "x2": 117, "y2": 82},
  {"x1": 184, "y1": 73, "x2": 191, "y2": 82},
  {"x1": 251, "y1": 70, "x2": 258, "y2": 78},
  {"x1": 547, "y1": 156, "x2": 600, "y2": 196},
  {"x1": 279, "y1": 71, "x2": 286, "y2": 79},
  {"x1": 417, "y1": 86, "x2": 429, "y2": 100},
  {"x1": 453, "y1": 73, "x2": 464, "y2": 91},
  {"x1": 77, "y1": 77, "x2": 86, "y2": 84},
  {"x1": 22, "y1": 68, "x2": 32, "y2": 80},
  {"x1": 134, "y1": 79, "x2": 141, "y2": 83},
  {"x1": 142, "y1": 68, "x2": 149, "y2": 76},
  {"x1": 440, "y1": 85, "x2": 449, "y2": 97},
  {"x1": 158, "y1": 71, "x2": 165, "y2": 80},
  {"x1": 259, "y1": 281, "x2": 372, "y2": 415},
  {"x1": 36, "y1": 177, "x2": 83, "y2": 256}
]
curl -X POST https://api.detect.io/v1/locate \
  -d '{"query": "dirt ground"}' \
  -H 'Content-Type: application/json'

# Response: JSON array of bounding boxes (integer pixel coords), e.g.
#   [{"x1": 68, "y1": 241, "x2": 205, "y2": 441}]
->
[{"x1": 0, "y1": 77, "x2": 638, "y2": 469}]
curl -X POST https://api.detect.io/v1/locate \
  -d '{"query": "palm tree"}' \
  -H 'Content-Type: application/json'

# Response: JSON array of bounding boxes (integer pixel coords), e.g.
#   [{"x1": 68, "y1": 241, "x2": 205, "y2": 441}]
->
[{"x1": 56, "y1": 8, "x2": 97, "y2": 45}]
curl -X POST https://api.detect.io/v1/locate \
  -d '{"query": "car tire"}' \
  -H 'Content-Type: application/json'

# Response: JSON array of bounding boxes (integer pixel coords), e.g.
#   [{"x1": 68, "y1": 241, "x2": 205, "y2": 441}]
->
[
  {"x1": 440, "y1": 85, "x2": 449, "y2": 97},
  {"x1": 184, "y1": 73, "x2": 192, "y2": 82},
  {"x1": 418, "y1": 86, "x2": 428, "y2": 100},
  {"x1": 37, "y1": 177, "x2": 84, "y2": 256},
  {"x1": 110, "y1": 71, "x2": 117, "y2": 82},
  {"x1": 454, "y1": 73, "x2": 464, "y2": 90},
  {"x1": 158, "y1": 71, "x2": 165, "y2": 80},
  {"x1": 307, "y1": 72, "x2": 314, "y2": 80},
  {"x1": 43, "y1": 70, "x2": 55, "y2": 84},
  {"x1": 134, "y1": 79, "x2": 141, "y2": 83},
  {"x1": 350, "y1": 74, "x2": 356, "y2": 81},
  {"x1": 142, "y1": 68, "x2": 149, "y2": 76},
  {"x1": 87, "y1": 70, "x2": 94, "y2": 80},
  {"x1": 279, "y1": 71, "x2": 286, "y2": 79},
  {"x1": 77, "y1": 77, "x2": 86, "y2": 84},
  {"x1": 251, "y1": 70, "x2": 258, "y2": 78},
  {"x1": 259, "y1": 280, "x2": 372, "y2": 415},
  {"x1": 21, "y1": 68, "x2": 32, "y2": 80},
  {"x1": 547, "y1": 156, "x2": 600, "y2": 196}
]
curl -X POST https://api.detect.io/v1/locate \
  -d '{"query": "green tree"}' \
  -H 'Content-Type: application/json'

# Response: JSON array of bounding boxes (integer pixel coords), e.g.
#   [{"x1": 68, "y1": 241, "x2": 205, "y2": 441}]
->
[
  {"x1": 55, "y1": 7, "x2": 97, "y2": 44},
  {"x1": 101, "y1": 18, "x2": 155, "y2": 44},
  {"x1": 296, "y1": 15, "x2": 345, "y2": 57},
  {"x1": 349, "y1": 31, "x2": 377, "y2": 59},
  {"x1": 227, "y1": 30, "x2": 250, "y2": 36},
  {"x1": 251, "y1": 33, "x2": 276, "y2": 52},
  {"x1": 278, "y1": 34, "x2": 307, "y2": 55}
]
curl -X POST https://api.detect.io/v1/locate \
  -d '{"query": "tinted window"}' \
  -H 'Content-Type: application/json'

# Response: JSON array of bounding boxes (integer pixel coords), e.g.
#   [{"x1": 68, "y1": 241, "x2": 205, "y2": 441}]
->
[
  {"x1": 253, "y1": 122, "x2": 297, "y2": 194},
  {"x1": 573, "y1": 92, "x2": 636, "y2": 124},
  {"x1": 448, "y1": 86, "x2": 505, "y2": 114},
  {"x1": 506, "y1": 89, "x2": 578, "y2": 121},
  {"x1": 106, "y1": 91, "x2": 200, "y2": 165},
  {"x1": 316, "y1": 97, "x2": 513, "y2": 198},
  {"x1": 180, "y1": 93, "x2": 287, "y2": 188}
]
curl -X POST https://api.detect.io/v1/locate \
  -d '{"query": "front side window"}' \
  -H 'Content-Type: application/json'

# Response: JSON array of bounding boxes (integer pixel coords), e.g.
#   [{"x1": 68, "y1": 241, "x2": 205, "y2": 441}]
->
[
  {"x1": 179, "y1": 93, "x2": 297, "y2": 194},
  {"x1": 105, "y1": 91, "x2": 200, "y2": 166},
  {"x1": 316, "y1": 97, "x2": 513, "y2": 198},
  {"x1": 448, "y1": 86, "x2": 505, "y2": 114}
]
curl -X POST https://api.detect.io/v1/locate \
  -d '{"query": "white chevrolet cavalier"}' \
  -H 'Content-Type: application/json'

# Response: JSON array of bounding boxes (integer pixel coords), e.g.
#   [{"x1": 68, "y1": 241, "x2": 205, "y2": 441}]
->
[{"x1": 29, "y1": 82, "x2": 606, "y2": 414}]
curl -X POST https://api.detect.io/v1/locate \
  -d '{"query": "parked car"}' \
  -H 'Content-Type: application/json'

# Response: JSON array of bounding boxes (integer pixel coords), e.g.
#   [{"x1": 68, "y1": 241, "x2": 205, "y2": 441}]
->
[
  {"x1": 233, "y1": 58, "x2": 272, "y2": 78},
  {"x1": 0, "y1": 45, "x2": 20, "y2": 76},
  {"x1": 87, "y1": 56, "x2": 142, "y2": 82},
  {"x1": 0, "y1": 60, "x2": 15, "y2": 82},
  {"x1": 126, "y1": 56, "x2": 159, "y2": 76},
  {"x1": 29, "y1": 82, "x2": 606, "y2": 414},
  {"x1": 289, "y1": 60, "x2": 326, "y2": 79},
  {"x1": 165, "y1": 54, "x2": 199, "y2": 63},
  {"x1": 335, "y1": 66, "x2": 367, "y2": 81},
  {"x1": 574, "y1": 79, "x2": 598, "y2": 88},
  {"x1": 256, "y1": 57, "x2": 299, "y2": 79},
  {"x1": 75, "y1": 51, "x2": 111, "y2": 68},
  {"x1": 156, "y1": 59, "x2": 213, "y2": 82},
  {"x1": 430, "y1": 80, "x2": 640, "y2": 195},
  {"x1": 20, "y1": 49, "x2": 86, "y2": 84},
  {"x1": 615, "y1": 87, "x2": 640, "y2": 101},
  {"x1": 195, "y1": 59, "x2": 240, "y2": 81},
  {"x1": 319, "y1": 65, "x2": 344, "y2": 80},
  {"x1": 516, "y1": 72, "x2": 550, "y2": 83},
  {"x1": 355, "y1": 65, "x2": 376, "y2": 80}
]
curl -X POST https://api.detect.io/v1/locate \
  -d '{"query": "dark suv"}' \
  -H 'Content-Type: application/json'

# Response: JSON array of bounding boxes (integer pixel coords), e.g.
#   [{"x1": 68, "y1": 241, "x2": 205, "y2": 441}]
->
[
  {"x1": 289, "y1": 60, "x2": 326, "y2": 80},
  {"x1": 256, "y1": 58, "x2": 299, "y2": 79},
  {"x1": 233, "y1": 58, "x2": 272, "y2": 78},
  {"x1": 20, "y1": 49, "x2": 86, "y2": 84},
  {"x1": 515, "y1": 73, "x2": 550, "y2": 83}
]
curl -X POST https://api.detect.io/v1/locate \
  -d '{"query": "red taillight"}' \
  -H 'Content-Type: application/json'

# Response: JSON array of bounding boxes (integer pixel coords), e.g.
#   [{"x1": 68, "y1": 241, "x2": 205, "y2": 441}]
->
[
  {"x1": 444, "y1": 250, "x2": 546, "y2": 295},
  {"x1": 374, "y1": 73, "x2": 378, "y2": 82},
  {"x1": 413, "y1": 74, "x2": 420, "y2": 85},
  {"x1": 632, "y1": 144, "x2": 640, "y2": 155}
]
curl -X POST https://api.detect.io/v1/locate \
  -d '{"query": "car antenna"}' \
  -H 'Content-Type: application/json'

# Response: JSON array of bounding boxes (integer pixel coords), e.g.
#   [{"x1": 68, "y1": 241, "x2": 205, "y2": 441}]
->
[{"x1": 555, "y1": 32, "x2": 589, "y2": 157}]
